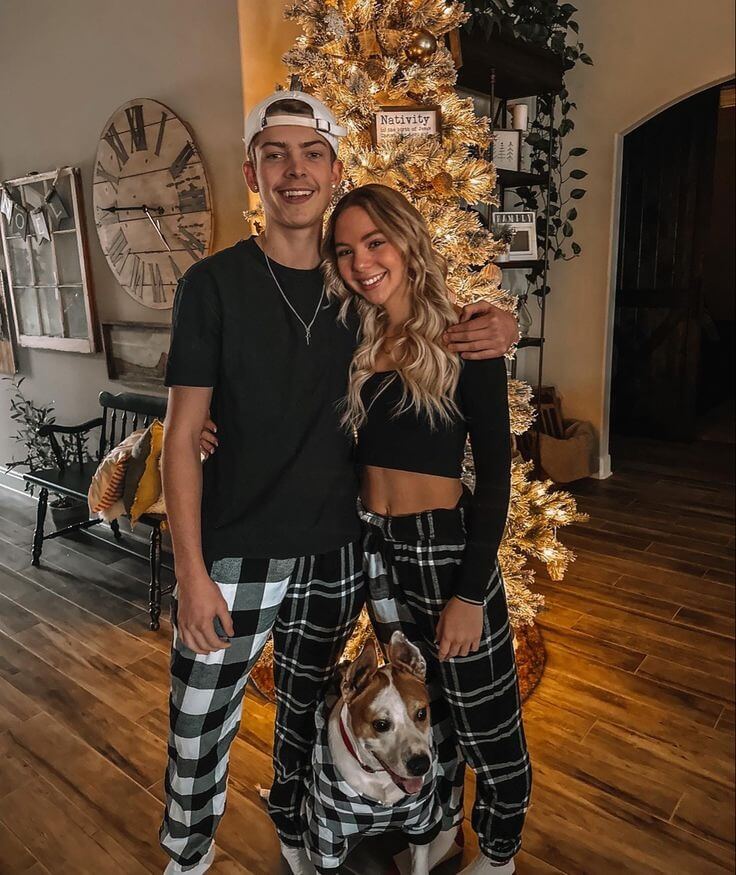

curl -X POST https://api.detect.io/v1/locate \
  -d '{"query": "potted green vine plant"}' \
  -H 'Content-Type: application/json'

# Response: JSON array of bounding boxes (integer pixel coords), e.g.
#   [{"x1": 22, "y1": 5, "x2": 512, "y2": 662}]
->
[
  {"x1": 464, "y1": 0, "x2": 592, "y2": 297},
  {"x1": 4, "y1": 375, "x2": 91, "y2": 528}
]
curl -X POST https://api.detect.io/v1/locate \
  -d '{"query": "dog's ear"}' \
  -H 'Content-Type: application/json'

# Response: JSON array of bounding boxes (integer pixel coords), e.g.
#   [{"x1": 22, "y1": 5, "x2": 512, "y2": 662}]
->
[
  {"x1": 341, "y1": 642, "x2": 378, "y2": 704},
  {"x1": 327, "y1": 659, "x2": 351, "y2": 697},
  {"x1": 388, "y1": 631, "x2": 426, "y2": 680}
]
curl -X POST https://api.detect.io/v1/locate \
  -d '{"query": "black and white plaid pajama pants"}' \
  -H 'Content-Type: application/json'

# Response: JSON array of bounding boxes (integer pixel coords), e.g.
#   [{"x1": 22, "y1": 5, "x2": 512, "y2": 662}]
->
[
  {"x1": 359, "y1": 501, "x2": 532, "y2": 864},
  {"x1": 159, "y1": 542, "x2": 365, "y2": 870}
]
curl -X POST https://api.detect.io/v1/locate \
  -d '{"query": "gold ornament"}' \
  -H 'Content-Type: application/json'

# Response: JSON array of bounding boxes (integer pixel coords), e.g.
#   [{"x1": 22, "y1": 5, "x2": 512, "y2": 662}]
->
[
  {"x1": 364, "y1": 58, "x2": 386, "y2": 81},
  {"x1": 406, "y1": 28, "x2": 438, "y2": 65},
  {"x1": 431, "y1": 171, "x2": 454, "y2": 196},
  {"x1": 482, "y1": 262, "x2": 503, "y2": 288}
]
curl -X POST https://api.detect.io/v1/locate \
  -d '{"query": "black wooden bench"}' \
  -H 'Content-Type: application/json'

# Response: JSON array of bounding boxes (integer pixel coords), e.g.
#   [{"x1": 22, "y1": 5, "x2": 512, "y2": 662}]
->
[{"x1": 24, "y1": 390, "x2": 171, "y2": 630}]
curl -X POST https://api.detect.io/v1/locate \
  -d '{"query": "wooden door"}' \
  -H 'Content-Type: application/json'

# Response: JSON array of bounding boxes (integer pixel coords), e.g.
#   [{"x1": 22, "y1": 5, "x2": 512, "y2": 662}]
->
[{"x1": 612, "y1": 85, "x2": 721, "y2": 440}]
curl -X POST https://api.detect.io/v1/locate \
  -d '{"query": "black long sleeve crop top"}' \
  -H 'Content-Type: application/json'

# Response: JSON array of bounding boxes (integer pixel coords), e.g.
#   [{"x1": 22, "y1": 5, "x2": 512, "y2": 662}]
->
[{"x1": 356, "y1": 357, "x2": 511, "y2": 603}]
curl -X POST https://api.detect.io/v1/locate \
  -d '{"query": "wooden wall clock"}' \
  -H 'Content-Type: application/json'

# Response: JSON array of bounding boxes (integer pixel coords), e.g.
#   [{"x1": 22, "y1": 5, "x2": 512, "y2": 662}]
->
[{"x1": 93, "y1": 98, "x2": 213, "y2": 310}]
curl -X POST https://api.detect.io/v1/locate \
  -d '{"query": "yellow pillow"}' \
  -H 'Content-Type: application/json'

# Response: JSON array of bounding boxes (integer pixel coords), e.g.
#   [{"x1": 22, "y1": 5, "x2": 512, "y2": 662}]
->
[{"x1": 130, "y1": 420, "x2": 164, "y2": 526}]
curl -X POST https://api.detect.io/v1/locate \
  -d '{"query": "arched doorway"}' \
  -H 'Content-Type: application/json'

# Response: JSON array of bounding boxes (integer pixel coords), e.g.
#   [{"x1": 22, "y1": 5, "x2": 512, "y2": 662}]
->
[{"x1": 610, "y1": 81, "x2": 735, "y2": 445}]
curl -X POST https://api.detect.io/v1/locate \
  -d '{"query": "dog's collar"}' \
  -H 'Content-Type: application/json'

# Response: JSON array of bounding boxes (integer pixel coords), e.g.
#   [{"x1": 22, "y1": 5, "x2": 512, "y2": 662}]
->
[{"x1": 338, "y1": 710, "x2": 383, "y2": 774}]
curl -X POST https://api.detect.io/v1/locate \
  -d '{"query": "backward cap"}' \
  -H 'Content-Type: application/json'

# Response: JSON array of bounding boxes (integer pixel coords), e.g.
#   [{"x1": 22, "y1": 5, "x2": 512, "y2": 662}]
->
[{"x1": 244, "y1": 90, "x2": 347, "y2": 154}]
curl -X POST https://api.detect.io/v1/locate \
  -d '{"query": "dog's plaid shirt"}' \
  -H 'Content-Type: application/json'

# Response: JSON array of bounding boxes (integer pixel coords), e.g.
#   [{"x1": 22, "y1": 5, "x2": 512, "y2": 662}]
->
[{"x1": 303, "y1": 699, "x2": 443, "y2": 872}]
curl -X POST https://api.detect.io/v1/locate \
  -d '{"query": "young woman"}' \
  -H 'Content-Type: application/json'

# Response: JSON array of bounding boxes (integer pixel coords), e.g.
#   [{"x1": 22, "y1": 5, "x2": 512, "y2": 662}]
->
[{"x1": 320, "y1": 184, "x2": 531, "y2": 875}]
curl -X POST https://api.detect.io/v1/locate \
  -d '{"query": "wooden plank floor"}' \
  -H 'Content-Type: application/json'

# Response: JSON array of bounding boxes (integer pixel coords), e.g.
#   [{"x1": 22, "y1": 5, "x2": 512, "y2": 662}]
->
[{"x1": 0, "y1": 436, "x2": 733, "y2": 874}]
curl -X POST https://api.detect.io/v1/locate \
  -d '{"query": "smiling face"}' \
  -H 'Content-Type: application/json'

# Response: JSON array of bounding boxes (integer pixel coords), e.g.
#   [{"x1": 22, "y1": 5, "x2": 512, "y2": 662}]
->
[
  {"x1": 348, "y1": 666, "x2": 432, "y2": 795},
  {"x1": 243, "y1": 125, "x2": 342, "y2": 232},
  {"x1": 333, "y1": 205, "x2": 409, "y2": 310},
  {"x1": 340, "y1": 635, "x2": 432, "y2": 796}
]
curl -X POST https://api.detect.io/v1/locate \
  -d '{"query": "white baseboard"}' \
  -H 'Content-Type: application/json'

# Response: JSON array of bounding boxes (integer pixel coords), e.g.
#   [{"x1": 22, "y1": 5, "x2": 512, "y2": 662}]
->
[
  {"x1": 0, "y1": 465, "x2": 31, "y2": 496},
  {"x1": 591, "y1": 454, "x2": 612, "y2": 479}
]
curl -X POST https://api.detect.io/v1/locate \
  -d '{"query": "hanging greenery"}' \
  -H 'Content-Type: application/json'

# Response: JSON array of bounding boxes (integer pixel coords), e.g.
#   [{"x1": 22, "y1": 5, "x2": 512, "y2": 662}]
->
[{"x1": 464, "y1": 1, "x2": 592, "y2": 295}]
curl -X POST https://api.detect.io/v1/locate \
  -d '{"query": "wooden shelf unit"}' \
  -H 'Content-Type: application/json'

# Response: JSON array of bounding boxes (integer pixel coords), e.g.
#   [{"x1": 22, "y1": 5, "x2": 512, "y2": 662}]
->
[{"x1": 458, "y1": 22, "x2": 565, "y2": 460}]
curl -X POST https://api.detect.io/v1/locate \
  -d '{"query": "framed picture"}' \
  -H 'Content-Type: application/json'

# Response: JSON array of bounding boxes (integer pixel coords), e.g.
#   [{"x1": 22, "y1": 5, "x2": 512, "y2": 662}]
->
[
  {"x1": 492, "y1": 211, "x2": 538, "y2": 262},
  {"x1": 0, "y1": 271, "x2": 18, "y2": 375},
  {"x1": 371, "y1": 105, "x2": 442, "y2": 146},
  {"x1": 493, "y1": 129, "x2": 521, "y2": 172},
  {"x1": 0, "y1": 167, "x2": 99, "y2": 353},
  {"x1": 101, "y1": 321, "x2": 170, "y2": 388}
]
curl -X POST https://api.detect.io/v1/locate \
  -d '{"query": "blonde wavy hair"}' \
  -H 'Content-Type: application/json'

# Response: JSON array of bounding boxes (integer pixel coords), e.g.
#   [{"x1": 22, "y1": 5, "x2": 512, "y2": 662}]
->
[{"x1": 322, "y1": 184, "x2": 461, "y2": 432}]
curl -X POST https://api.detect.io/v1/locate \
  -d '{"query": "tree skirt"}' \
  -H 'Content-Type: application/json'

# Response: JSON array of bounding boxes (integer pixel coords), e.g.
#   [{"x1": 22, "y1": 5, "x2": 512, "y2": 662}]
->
[
  {"x1": 514, "y1": 622, "x2": 547, "y2": 702},
  {"x1": 249, "y1": 612, "x2": 546, "y2": 704}
]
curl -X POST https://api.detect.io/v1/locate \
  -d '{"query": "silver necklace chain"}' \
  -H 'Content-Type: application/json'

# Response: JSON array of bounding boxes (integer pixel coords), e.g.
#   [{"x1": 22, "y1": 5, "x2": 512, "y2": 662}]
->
[{"x1": 262, "y1": 248, "x2": 325, "y2": 345}]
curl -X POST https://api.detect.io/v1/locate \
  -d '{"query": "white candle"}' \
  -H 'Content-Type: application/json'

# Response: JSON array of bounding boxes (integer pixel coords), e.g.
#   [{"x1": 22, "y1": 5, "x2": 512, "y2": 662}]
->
[{"x1": 510, "y1": 103, "x2": 528, "y2": 131}]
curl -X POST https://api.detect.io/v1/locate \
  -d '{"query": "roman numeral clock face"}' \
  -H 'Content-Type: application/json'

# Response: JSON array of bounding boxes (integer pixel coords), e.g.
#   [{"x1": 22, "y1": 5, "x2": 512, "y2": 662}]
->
[{"x1": 93, "y1": 98, "x2": 213, "y2": 309}]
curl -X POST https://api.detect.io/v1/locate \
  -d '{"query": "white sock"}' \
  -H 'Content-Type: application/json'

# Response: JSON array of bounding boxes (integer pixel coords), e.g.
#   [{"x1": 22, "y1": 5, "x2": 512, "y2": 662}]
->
[
  {"x1": 392, "y1": 825, "x2": 463, "y2": 873},
  {"x1": 280, "y1": 840, "x2": 317, "y2": 875},
  {"x1": 164, "y1": 844, "x2": 215, "y2": 874},
  {"x1": 427, "y1": 825, "x2": 464, "y2": 870},
  {"x1": 459, "y1": 854, "x2": 515, "y2": 875}
]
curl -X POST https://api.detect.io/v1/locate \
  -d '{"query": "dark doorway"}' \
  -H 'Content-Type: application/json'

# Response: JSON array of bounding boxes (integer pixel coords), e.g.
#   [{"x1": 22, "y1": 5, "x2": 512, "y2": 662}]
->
[{"x1": 611, "y1": 81, "x2": 735, "y2": 443}]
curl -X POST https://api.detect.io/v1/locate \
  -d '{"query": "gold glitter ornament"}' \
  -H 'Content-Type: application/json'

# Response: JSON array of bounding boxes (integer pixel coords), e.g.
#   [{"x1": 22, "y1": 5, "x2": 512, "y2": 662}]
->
[
  {"x1": 364, "y1": 58, "x2": 386, "y2": 81},
  {"x1": 481, "y1": 261, "x2": 503, "y2": 288},
  {"x1": 406, "y1": 28, "x2": 438, "y2": 64},
  {"x1": 431, "y1": 171, "x2": 454, "y2": 196}
]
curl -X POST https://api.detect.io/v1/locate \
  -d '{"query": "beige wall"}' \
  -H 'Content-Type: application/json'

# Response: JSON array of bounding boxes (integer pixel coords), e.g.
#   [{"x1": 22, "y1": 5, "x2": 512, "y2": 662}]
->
[
  {"x1": 542, "y1": 0, "x2": 735, "y2": 475},
  {"x1": 0, "y1": 0, "x2": 244, "y2": 465}
]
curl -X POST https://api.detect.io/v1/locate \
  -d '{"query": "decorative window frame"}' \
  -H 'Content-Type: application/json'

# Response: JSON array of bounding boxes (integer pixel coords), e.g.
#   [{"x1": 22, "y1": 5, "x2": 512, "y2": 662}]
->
[{"x1": 0, "y1": 167, "x2": 99, "y2": 353}]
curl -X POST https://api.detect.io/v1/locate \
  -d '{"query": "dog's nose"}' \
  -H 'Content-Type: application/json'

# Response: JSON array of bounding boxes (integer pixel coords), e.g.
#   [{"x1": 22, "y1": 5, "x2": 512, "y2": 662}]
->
[{"x1": 406, "y1": 754, "x2": 431, "y2": 776}]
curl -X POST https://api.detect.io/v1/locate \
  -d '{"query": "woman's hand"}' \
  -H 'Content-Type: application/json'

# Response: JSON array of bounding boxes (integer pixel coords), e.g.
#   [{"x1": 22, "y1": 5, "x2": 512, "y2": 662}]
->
[
  {"x1": 436, "y1": 597, "x2": 484, "y2": 660},
  {"x1": 443, "y1": 301, "x2": 520, "y2": 359},
  {"x1": 199, "y1": 418, "x2": 218, "y2": 457}
]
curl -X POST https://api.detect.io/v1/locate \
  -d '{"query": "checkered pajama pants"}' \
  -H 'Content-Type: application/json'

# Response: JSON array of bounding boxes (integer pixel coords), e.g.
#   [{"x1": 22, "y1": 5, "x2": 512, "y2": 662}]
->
[
  {"x1": 159, "y1": 542, "x2": 365, "y2": 869},
  {"x1": 359, "y1": 502, "x2": 532, "y2": 864}
]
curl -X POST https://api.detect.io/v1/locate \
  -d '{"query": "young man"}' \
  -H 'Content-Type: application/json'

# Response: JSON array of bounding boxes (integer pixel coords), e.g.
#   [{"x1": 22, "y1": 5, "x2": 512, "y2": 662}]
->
[{"x1": 160, "y1": 91, "x2": 519, "y2": 875}]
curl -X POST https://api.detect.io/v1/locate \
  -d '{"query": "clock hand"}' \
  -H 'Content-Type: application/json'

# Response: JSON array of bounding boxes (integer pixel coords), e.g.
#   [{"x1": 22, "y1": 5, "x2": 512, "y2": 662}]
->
[
  {"x1": 144, "y1": 207, "x2": 172, "y2": 252},
  {"x1": 101, "y1": 204, "x2": 165, "y2": 214}
]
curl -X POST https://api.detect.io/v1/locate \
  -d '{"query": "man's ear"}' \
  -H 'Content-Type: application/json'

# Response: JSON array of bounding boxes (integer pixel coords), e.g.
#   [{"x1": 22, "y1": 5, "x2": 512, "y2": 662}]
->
[
  {"x1": 243, "y1": 160, "x2": 258, "y2": 192},
  {"x1": 341, "y1": 642, "x2": 378, "y2": 704},
  {"x1": 388, "y1": 631, "x2": 426, "y2": 681},
  {"x1": 331, "y1": 159, "x2": 344, "y2": 191}
]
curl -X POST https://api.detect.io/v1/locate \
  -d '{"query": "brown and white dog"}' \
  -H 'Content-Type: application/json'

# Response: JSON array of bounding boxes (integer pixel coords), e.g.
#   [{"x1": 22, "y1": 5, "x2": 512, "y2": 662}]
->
[
  {"x1": 268, "y1": 632, "x2": 439, "y2": 875},
  {"x1": 315, "y1": 631, "x2": 438, "y2": 874},
  {"x1": 333, "y1": 631, "x2": 433, "y2": 804}
]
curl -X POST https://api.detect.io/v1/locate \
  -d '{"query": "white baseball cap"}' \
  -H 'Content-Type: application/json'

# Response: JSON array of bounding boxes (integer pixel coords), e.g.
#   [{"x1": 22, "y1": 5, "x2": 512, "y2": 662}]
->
[{"x1": 244, "y1": 90, "x2": 348, "y2": 155}]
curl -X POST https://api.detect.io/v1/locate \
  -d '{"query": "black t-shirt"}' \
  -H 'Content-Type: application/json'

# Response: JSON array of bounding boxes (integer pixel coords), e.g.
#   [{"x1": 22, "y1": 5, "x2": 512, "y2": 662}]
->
[{"x1": 165, "y1": 236, "x2": 360, "y2": 564}]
